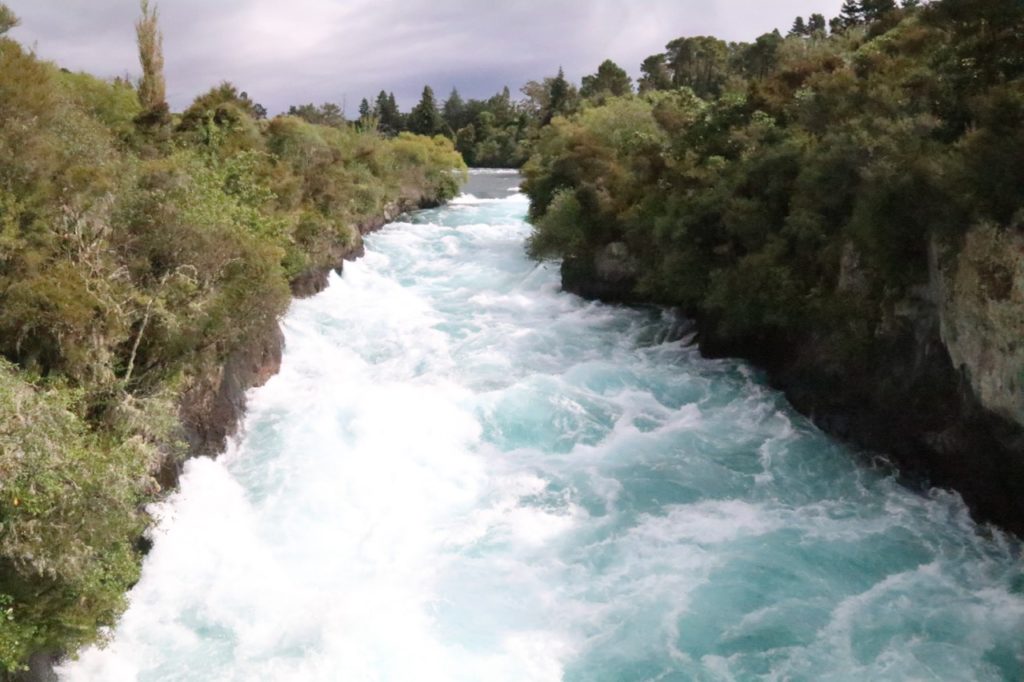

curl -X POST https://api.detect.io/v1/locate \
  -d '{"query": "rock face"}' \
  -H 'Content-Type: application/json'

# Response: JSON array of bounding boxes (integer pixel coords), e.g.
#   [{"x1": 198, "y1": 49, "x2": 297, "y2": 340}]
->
[
  {"x1": 562, "y1": 231, "x2": 1024, "y2": 536},
  {"x1": 177, "y1": 315, "x2": 284, "y2": 462},
  {"x1": 937, "y1": 224, "x2": 1024, "y2": 429}
]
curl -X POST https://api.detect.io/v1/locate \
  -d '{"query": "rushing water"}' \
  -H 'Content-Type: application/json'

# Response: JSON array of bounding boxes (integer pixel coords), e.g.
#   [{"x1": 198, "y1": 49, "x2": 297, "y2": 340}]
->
[{"x1": 62, "y1": 170, "x2": 1023, "y2": 681}]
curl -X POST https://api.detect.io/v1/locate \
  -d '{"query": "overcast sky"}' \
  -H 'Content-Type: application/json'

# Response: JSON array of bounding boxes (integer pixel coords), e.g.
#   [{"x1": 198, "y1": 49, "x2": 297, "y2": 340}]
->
[{"x1": 7, "y1": 1, "x2": 845, "y2": 114}]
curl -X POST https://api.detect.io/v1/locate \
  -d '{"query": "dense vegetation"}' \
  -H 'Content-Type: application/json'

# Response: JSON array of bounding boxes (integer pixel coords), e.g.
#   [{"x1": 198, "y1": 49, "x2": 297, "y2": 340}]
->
[
  {"x1": 523, "y1": 0, "x2": 1023, "y2": 359},
  {"x1": 349, "y1": 86, "x2": 533, "y2": 168},
  {"x1": 346, "y1": 66, "x2": 610, "y2": 168},
  {"x1": 0, "y1": 3, "x2": 463, "y2": 673}
]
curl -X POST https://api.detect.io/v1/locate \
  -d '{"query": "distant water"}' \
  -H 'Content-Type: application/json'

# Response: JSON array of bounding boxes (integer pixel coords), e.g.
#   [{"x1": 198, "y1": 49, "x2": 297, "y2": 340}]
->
[{"x1": 61, "y1": 170, "x2": 1024, "y2": 681}]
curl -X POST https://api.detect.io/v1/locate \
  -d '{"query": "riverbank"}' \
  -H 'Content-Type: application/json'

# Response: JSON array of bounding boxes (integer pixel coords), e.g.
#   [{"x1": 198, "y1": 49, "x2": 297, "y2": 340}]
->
[
  {"x1": 14, "y1": 192, "x2": 444, "y2": 682},
  {"x1": 177, "y1": 194, "x2": 435, "y2": 465},
  {"x1": 518, "y1": 0, "x2": 1024, "y2": 538},
  {"x1": 560, "y1": 246, "x2": 1024, "y2": 536},
  {"x1": 0, "y1": 16, "x2": 467, "y2": 671},
  {"x1": 9, "y1": 188, "x2": 447, "y2": 682}
]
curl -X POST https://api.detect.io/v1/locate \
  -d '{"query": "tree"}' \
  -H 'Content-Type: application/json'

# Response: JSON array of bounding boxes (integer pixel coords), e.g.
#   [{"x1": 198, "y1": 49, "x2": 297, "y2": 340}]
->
[
  {"x1": 358, "y1": 97, "x2": 371, "y2": 119},
  {"x1": 319, "y1": 102, "x2": 344, "y2": 125},
  {"x1": 901, "y1": 0, "x2": 921, "y2": 7},
  {"x1": 638, "y1": 54, "x2": 673, "y2": 93},
  {"x1": 580, "y1": 59, "x2": 633, "y2": 99},
  {"x1": 808, "y1": 13, "x2": 828, "y2": 33},
  {"x1": 736, "y1": 31, "x2": 783, "y2": 80},
  {"x1": 0, "y1": 3, "x2": 18, "y2": 35},
  {"x1": 286, "y1": 102, "x2": 344, "y2": 127},
  {"x1": 442, "y1": 87, "x2": 467, "y2": 134},
  {"x1": 862, "y1": 0, "x2": 898, "y2": 21},
  {"x1": 407, "y1": 85, "x2": 443, "y2": 136},
  {"x1": 135, "y1": 0, "x2": 169, "y2": 127},
  {"x1": 790, "y1": 16, "x2": 809, "y2": 36},
  {"x1": 375, "y1": 90, "x2": 402, "y2": 135},
  {"x1": 665, "y1": 36, "x2": 731, "y2": 98},
  {"x1": 544, "y1": 67, "x2": 576, "y2": 124},
  {"x1": 455, "y1": 124, "x2": 477, "y2": 165},
  {"x1": 238, "y1": 91, "x2": 267, "y2": 119},
  {"x1": 178, "y1": 82, "x2": 263, "y2": 132},
  {"x1": 839, "y1": 0, "x2": 864, "y2": 27}
]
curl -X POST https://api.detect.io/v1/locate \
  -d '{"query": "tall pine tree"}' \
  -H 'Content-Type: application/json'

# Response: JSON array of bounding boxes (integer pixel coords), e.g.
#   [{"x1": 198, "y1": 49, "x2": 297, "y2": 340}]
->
[
  {"x1": 442, "y1": 87, "x2": 466, "y2": 134},
  {"x1": 375, "y1": 90, "x2": 402, "y2": 135},
  {"x1": 839, "y1": 0, "x2": 864, "y2": 27},
  {"x1": 407, "y1": 85, "x2": 443, "y2": 136},
  {"x1": 545, "y1": 68, "x2": 573, "y2": 124}
]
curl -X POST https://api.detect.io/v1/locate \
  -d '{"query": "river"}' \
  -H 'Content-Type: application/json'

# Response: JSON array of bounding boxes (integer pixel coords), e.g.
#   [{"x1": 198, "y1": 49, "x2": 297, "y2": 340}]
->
[{"x1": 61, "y1": 170, "x2": 1023, "y2": 681}]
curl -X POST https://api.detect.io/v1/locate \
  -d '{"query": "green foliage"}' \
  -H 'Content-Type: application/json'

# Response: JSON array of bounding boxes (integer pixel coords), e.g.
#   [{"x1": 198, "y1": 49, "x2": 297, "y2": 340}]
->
[
  {"x1": 373, "y1": 91, "x2": 403, "y2": 136},
  {"x1": 407, "y1": 86, "x2": 443, "y2": 136},
  {"x1": 286, "y1": 102, "x2": 345, "y2": 127},
  {"x1": 0, "y1": 4, "x2": 18, "y2": 35},
  {"x1": 0, "y1": 362, "x2": 152, "y2": 672},
  {"x1": 447, "y1": 86, "x2": 530, "y2": 168},
  {"x1": 59, "y1": 72, "x2": 141, "y2": 141},
  {"x1": 665, "y1": 36, "x2": 732, "y2": 98},
  {"x1": 524, "y1": 0, "x2": 1024, "y2": 354},
  {"x1": 442, "y1": 88, "x2": 466, "y2": 132},
  {"x1": 639, "y1": 55, "x2": 672, "y2": 93},
  {"x1": 580, "y1": 59, "x2": 633, "y2": 100},
  {"x1": 388, "y1": 133, "x2": 467, "y2": 201},
  {"x1": 526, "y1": 189, "x2": 587, "y2": 259},
  {"x1": 135, "y1": 0, "x2": 168, "y2": 128}
]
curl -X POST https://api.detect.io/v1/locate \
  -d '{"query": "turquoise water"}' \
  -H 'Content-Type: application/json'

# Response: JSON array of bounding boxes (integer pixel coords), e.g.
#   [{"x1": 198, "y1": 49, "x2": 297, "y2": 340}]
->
[{"x1": 62, "y1": 171, "x2": 1023, "y2": 681}]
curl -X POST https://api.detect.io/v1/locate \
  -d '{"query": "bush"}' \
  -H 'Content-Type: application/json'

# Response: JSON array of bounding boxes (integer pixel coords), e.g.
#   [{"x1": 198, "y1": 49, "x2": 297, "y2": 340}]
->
[{"x1": 0, "y1": 363, "x2": 151, "y2": 672}]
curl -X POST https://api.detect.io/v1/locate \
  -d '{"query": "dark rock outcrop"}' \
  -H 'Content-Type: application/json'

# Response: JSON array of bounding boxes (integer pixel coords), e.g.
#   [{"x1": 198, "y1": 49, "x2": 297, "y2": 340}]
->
[{"x1": 177, "y1": 315, "x2": 284, "y2": 462}]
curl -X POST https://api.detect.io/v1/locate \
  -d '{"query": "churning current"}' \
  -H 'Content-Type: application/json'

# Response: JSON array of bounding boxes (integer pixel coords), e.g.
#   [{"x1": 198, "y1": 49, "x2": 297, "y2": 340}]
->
[{"x1": 62, "y1": 171, "x2": 1024, "y2": 681}]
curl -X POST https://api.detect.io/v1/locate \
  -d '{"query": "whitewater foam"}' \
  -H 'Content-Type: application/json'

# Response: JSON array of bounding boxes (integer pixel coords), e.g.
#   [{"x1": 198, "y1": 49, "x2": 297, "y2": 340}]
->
[{"x1": 60, "y1": 172, "x2": 1024, "y2": 682}]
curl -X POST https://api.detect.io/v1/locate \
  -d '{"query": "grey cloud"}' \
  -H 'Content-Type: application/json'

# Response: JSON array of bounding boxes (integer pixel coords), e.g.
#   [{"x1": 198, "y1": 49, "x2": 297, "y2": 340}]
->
[{"x1": 6, "y1": 0, "x2": 845, "y2": 114}]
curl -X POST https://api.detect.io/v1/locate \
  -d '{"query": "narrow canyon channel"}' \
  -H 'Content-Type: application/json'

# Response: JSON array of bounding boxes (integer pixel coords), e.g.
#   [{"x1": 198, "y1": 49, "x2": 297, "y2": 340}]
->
[{"x1": 61, "y1": 171, "x2": 1024, "y2": 681}]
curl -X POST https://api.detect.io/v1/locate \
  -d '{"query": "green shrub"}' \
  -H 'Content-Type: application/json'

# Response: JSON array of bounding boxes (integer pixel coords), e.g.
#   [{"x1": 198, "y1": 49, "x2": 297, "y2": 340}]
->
[{"x1": 0, "y1": 363, "x2": 150, "y2": 672}]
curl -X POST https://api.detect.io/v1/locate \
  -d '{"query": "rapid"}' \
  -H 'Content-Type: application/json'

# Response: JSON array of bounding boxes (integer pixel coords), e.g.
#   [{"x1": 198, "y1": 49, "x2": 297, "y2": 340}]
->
[{"x1": 60, "y1": 170, "x2": 1024, "y2": 681}]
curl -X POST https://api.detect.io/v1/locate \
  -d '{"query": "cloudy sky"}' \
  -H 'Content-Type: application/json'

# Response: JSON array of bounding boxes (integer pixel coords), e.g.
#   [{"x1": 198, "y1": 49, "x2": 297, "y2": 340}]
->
[{"x1": 7, "y1": 0, "x2": 844, "y2": 114}]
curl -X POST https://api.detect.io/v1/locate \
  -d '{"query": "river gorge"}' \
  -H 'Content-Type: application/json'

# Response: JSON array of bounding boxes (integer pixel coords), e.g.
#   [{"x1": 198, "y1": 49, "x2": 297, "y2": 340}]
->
[{"x1": 59, "y1": 171, "x2": 1023, "y2": 681}]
